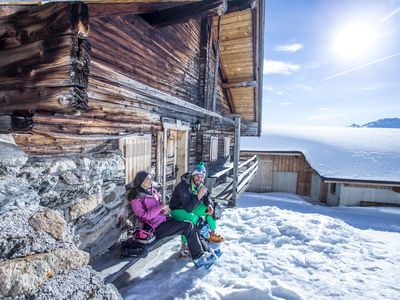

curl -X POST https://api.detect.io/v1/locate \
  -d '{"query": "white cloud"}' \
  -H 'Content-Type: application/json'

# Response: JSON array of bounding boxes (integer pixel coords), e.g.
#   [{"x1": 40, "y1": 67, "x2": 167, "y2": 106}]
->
[
  {"x1": 290, "y1": 84, "x2": 312, "y2": 91},
  {"x1": 356, "y1": 86, "x2": 381, "y2": 91},
  {"x1": 308, "y1": 113, "x2": 347, "y2": 120},
  {"x1": 280, "y1": 102, "x2": 293, "y2": 106},
  {"x1": 274, "y1": 43, "x2": 304, "y2": 53},
  {"x1": 264, "y1": 60, "x2": 301, "y2": 75},
  {"x1": 317, "y1": 107, "x2": 331, "y2": 111},
  {"x1": 264, "y1": 86, "x2": 292, "y2": 96}
]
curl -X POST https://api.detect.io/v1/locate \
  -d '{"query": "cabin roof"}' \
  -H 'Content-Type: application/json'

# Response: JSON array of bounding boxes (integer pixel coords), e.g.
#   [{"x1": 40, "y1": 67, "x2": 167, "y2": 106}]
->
[
  {"x1": 241, "y1": 126, "x2": 400, "y2": 185},
  {"x1": 1, "y1": 0, "x2": 264, "y2": 136},
  {"x1": 215, "y1": 3, "x2": 264, "y2": 136}
]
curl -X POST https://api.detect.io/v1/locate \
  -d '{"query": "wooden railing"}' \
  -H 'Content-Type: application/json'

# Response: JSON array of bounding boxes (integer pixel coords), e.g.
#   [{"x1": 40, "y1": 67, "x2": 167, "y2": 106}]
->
[
  {"x1": 236, "y1": 155, "x2": 258, "y2": 194},
  {"x1": 208, "y1": 155, "x2": 258, "y2": 206}
]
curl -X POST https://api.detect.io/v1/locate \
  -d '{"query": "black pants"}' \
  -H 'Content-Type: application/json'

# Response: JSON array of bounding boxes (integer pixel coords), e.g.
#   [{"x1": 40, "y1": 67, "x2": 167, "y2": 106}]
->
[{"x1": 155, "y1": 220, "x2": 207, "y2": 260}]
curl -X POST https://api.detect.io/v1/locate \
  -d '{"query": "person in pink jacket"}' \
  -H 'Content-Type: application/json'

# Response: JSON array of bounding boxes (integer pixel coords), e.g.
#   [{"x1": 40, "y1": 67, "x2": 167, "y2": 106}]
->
[{"x1": 128, "y1": 170, "x2": 218, "y2": 269}]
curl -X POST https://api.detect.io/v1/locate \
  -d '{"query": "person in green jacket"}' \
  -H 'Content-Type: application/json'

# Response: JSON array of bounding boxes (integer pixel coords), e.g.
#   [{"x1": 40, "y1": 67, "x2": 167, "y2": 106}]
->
[{"x1": 169, "y1": 162, "x2": 224, "y2": 257}]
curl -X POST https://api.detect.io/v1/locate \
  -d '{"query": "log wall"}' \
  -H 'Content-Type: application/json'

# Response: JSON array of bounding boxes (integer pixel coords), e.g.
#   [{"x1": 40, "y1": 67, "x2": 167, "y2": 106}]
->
[
  {"x1": 1, "y1": 2, "x2": 235, "y2": 184},
  {"x1": 0, "y1": 2, "x2": 90, "y2": 113}
]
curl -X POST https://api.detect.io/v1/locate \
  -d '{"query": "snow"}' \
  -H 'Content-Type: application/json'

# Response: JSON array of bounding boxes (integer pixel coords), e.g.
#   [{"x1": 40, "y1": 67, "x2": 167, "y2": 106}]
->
[
  {"x1": 240, "y1": 125, "x2": 400, "y2": 183},
  {"x1": 119, "y1": 193, "x2": 400, "y2": 300}
]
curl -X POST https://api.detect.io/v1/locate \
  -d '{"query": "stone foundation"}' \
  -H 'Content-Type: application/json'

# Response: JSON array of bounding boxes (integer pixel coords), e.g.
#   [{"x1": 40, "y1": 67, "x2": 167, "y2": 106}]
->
[{"x1": 0, "y1": 134, "x2": 130, "y2": 257}]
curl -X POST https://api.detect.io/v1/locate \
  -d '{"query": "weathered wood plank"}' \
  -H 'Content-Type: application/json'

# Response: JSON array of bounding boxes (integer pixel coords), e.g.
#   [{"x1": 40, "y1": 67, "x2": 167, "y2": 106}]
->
[
  {"x1": 1, "y1": 86, "x2": 88, "y2": 112},
  {"x1": 141, "y1": 0, "x2": 227, "y2": 27},
  {"x1": 88, "y1": 2, "x2": 181, "y2": 17},
  {"x1": 0, "y1": 2, "x2": 90, "y2": 114},
  {"x1": 222, "y1": 80, "x2": 256, "y2": 89},
  {"x1": 0, "y1": 35, "x2": 90, "y2": 89},
  {"x1": 0, "y1": 2, "x2": 88, "y2": 50}
]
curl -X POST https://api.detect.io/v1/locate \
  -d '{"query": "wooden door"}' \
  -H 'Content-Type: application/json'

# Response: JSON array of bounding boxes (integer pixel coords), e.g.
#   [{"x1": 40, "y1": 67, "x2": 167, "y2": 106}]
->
[{"x1": 166, "y1": 129, "x2": 188, "y2": 185}]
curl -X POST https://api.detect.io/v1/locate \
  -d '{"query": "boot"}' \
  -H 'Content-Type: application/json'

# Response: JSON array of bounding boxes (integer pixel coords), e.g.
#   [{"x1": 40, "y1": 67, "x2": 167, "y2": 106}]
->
[
  {"x1": 208, "y1": 230, "x2": 225, "y2": 243},
  {"x1": 193, "y1": 251, "x2": 217, "y2": 269}
]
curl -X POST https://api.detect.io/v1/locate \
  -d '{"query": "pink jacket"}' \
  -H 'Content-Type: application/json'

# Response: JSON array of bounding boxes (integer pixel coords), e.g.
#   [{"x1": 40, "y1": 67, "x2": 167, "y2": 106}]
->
[{"x1": 130, "y1": 187, "x2": 166, "y2": 229}]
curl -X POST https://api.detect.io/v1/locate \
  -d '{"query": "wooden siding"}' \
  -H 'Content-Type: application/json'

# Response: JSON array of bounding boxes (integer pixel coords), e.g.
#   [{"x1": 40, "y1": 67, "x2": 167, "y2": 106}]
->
[
  {"x1": 89, "y1": 13, "x2": 202, "y2": 105},
  {"x1": 243, "y1": 152, "x2": 313, "y2": 196},
  {"x1": 339, "y1": 184, "x2": 400, "y2": 206}
]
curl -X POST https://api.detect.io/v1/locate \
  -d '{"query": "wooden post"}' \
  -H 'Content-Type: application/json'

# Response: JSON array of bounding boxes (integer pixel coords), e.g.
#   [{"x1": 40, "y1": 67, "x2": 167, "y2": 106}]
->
[
  {"x1": 162, "y1": 126, "x2": 168, "y2": 203},
  {"x1": 211, "y1": 16, "x2": 222, "y2": 123},
  {"x1": 232, "y1": 115, "x2": 241, "y2": 205}
]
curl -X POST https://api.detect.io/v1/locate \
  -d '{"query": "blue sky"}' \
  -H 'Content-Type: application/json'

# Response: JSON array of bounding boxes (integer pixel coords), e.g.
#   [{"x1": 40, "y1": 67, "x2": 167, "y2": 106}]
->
[{"x1": 263, "y1": 0, "x2": 400, "y2": 127}]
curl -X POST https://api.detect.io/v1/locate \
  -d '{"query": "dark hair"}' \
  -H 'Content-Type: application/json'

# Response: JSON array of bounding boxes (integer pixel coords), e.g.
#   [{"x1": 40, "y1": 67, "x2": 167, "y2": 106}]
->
[{"x1": 126, "y1": 170, "x2": 150, "y2": 201}]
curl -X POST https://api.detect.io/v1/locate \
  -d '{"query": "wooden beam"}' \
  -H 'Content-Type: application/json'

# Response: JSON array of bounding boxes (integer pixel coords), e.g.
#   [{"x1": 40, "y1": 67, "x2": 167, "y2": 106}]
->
[
  {"x1": 222, "y1": 80, "x2": 256, "y2": 89},
  {"x1": 226, "y1": 0, "x2": 257, "y2": 14},
  {"x1": 88, "y1": 3, "x2": 181, "y2": 17},
  {"x1": 141, "y1": 0, "x2": 227, "y2": 28}
]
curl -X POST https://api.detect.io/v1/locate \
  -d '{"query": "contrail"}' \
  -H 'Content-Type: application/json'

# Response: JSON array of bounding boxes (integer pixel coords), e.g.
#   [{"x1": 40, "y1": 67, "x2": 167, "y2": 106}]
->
[
  {"x1": 375, "y1": 5, "x2": 400, "y2": 27},
  {"x1": 321, "y1": 53, "x2": 400, "y2": 82}
]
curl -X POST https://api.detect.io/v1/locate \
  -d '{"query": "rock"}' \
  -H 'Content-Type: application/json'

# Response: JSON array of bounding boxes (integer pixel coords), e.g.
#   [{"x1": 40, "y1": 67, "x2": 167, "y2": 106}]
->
[
  {"x1": 48, "y1": 159, "x2": 77, "y2": 174},
  {"x1": 29, "y1": 266, "x2": 122, "y2": 300},
  {"x1": 0, "y1": 136, "x2": 27, "y2": 174},
  {"x1": 28, "y1": 210, "x2": 67, "y2": 241},
  {"x1": 69, "y1": 194, "x2": 103, "y2": 221},
  {"x1": 0, "y1": 206, "x2": 74, "y2": 260},
  {"x1": 13, "y1": 152, "x2": 127, "y2": 256},
  {"x1": 0, "y1": 248, "x2": 89, "y2": 298},
  {"x1": 60, "y1": 171, "x2": 81, "y2": 185},
  {"x1": 0, "y1": 176, "x2": 40, "y2": 213},
  {"x1": 0, "y1": 204, "x2": 122, "y2": 299}
]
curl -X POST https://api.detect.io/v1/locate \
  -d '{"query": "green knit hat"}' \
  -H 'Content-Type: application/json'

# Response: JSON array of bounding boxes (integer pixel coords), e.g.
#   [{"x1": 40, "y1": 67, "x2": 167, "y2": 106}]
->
[{"x1": 192, "y1": 162, "x2": 206, "y2": 177}]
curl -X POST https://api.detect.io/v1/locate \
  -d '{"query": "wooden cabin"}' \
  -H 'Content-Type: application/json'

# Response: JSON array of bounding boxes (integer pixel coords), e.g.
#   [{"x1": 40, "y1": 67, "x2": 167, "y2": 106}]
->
[
  {"x1": 0, "y1": 0, "x2": 264, "y2": 256},
  {"x1": 0, "y1": 0, "x2": 264, "y2": 199},
  {"x1": 242, "y1": 151, "x2": 400, "y2": 207}
]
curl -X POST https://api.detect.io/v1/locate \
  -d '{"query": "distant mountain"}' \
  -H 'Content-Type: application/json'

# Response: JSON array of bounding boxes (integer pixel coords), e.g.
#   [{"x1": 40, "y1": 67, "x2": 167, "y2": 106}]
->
[{"x1": 349, "y1": 118, "x2": 400, "y2": 128}]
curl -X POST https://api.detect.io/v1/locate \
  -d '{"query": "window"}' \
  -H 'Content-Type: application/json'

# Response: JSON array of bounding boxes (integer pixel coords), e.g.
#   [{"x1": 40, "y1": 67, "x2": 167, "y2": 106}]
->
[
  {"x1": 119, "y1": 134, "x2": 151, "y2": 184},
  {"x1": 224, "y1": 137, "x2": 230, "y2": 157},
  {"x1": 330, "y1": 183, "x2": 336, "y2": 195},
  {"x1": 210, "y1": 136, "x2": 218, "y2": 162}
]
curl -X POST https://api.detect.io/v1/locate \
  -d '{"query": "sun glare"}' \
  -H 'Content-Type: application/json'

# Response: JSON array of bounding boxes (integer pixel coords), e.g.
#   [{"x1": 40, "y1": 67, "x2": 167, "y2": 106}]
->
[{"x1": 333, "y1": 23, "x2": 378, "y2": 60}]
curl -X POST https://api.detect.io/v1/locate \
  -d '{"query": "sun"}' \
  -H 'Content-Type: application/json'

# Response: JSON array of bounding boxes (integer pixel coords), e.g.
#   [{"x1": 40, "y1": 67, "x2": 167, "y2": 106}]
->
[{"x1": 333, "y1": 22, "x2": 378, "y2": 60}]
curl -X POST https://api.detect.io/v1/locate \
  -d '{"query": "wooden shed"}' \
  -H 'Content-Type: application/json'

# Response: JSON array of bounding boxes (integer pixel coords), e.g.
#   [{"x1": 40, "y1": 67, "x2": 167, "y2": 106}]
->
[
  {"x1": 242, "y1": 151, "x2": 400, "y2": 207},
  {"x1": 0, "y1": 0, "x2": 264, "y2": 199},
  {"x1": 244, "y1": 151, "x2": 315, "y2": 197}
]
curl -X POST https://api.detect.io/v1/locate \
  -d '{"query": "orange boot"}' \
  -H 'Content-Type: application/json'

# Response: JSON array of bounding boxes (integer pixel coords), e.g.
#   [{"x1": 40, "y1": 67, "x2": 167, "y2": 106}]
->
[{"x1": 208, "y1": 231, "x2": 225, "y2": 243}]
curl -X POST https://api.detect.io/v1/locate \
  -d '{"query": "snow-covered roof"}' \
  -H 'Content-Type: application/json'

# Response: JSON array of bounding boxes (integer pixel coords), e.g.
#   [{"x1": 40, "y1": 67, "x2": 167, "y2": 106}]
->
[{"x1": 241, "y1": 125, "x2": 400, "y2": 184}]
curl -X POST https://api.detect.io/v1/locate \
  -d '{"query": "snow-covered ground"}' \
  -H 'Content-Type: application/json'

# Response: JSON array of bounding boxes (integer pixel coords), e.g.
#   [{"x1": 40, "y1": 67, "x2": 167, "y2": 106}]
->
[
  {"x1": 119, "y1": 193, "x2": 400, "y2": 300},
  {"x1": 241, "y1": 126, "x2": 400, "y2": 183}
]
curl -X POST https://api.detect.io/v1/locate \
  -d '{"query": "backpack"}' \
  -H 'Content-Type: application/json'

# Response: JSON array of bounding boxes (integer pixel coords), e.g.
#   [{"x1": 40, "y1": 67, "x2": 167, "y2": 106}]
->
[
  {"x1": 121, "y1": 238, "x2": 147, "y2": 258},
  {"x1": 132, "y1": 221, "x2": 156, "y2": 244}
]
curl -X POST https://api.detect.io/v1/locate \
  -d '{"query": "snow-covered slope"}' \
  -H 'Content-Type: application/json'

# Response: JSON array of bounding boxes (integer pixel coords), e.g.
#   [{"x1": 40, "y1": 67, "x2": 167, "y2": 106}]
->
[
  {"x1": 119, "y1": 193, "x2": 400, "y2": 300},
  {"x1": 241, "y1": 126, "x2": 400, "y2": 183}
]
